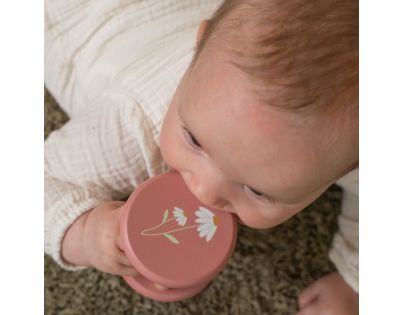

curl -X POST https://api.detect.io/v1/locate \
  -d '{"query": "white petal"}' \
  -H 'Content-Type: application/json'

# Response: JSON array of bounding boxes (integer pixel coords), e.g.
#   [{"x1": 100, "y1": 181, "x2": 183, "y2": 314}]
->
[
  {"x1": 174, "y1": 207, "x2": 183, "y2": 214},
  {"x1": 195, "y1": 210, "x2": 208, "y2": 219},
  {"x1": 197, "y1": 223, "x2": 212, "y2": 232},
  {"x1": 199, "y1": 226, "x2": 212, "y2": 238},
  {"x1": 206, "y1": 226, "x2": 217, "y2": 242},
  {"x1": 195, "y1": 209, "x2": 213, "y2": 218},
  {"x1": 175, "y1": 216, "x2": 186, "y2": 226},
  {"x1": 195, "y1": 217, "x2": 213, "y2": 224},
  {"x1": 199, "y1": 207, "x2": 214, "y2": 217}
]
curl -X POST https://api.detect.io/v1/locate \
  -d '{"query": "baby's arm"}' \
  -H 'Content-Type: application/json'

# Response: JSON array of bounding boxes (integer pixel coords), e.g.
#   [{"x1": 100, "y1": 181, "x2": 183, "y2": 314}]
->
[
  {"x1": 329, "y1": 168, "x2": 359, "y2": 292},
  {"x1": 45, "y1": 92, "x2": 166, "y2": 273},
  {"x1": 297, "y1": 168, "x2": 359, "y2": 314},
  {"x1": 61, "y1": 200, "x2": 139, "y2": 276}
]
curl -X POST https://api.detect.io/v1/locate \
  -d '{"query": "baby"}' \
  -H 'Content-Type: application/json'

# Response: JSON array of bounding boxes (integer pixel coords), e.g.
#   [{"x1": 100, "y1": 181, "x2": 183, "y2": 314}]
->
[{"x1": 45, "y1": 0, "x2": 358, "y2": 313}]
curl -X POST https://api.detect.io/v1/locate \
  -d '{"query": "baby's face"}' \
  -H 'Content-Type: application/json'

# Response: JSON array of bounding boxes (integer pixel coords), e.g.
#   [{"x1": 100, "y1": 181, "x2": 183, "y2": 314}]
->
[{"x1": 160, "y1": 44, "x2": 355, "y2": 229}]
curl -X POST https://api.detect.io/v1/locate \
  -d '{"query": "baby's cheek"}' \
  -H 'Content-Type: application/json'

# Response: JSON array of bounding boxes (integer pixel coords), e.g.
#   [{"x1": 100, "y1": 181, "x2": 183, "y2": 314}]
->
[
  {"x1": 239, "y1": 205, "x2": 298, "y2": 229},
  {"x1": 160, "y1": 140, "x2": 176, "y2": 169},
  {"x1": 238, "y1": 210, "x2": 277, "y2": 229},
  {"x1": 159, "y1": 123, "x2": 176, "y2": 163},
  {"x1": 159, "y1": 128, "x2": 185, "y2": 172},
  {"x1": 159, "y1": 133, "x2": 169, "y2": 161}
]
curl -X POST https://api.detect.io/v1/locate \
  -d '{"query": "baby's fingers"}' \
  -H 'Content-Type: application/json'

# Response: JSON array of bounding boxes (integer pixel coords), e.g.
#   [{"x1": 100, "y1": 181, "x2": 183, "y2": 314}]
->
[
  {"x1": 117, "y1": 262, "x2": 168, "y2": 290},
  {"x1": 112, "y1": 248, "x2": 139, "y2": 277},
  {"x1": 298, "y1": 281, "x2": 320, "y2": 309},
  {"x1": 154, "y1": 283, "x2": 168, "y2": 291},
  {"x1": 115, "y1": 247, "x2": 169, "y2": 290},
  {"x1": 116, "y1": 250, "x2": 134, "y2": 267},
  {"x1": 118, "y1": 264, "x2": 140, "y2": 277}
]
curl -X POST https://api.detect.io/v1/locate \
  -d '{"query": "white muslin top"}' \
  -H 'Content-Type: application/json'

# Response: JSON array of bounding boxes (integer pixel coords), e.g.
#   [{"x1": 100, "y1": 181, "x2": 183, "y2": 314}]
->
[{"x1": 45, "y1": 0, "x2": 358, "y2": 292}]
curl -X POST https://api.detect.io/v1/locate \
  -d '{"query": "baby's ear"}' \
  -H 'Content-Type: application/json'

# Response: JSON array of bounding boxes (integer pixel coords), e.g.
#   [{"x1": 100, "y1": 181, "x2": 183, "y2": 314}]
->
[{"x1": 196, "y1": 20, "x2": 209, "y2": 44}]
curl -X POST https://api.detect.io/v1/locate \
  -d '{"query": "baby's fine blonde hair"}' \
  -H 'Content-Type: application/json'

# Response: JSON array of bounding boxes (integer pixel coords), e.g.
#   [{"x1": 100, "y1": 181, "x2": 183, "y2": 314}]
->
[{"x1": 192, "y1": 0, "x2": 359, "y2": 116}]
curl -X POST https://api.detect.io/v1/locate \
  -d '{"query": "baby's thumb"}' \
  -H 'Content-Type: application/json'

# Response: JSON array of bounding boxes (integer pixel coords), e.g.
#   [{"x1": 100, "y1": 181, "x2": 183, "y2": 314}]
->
[{"x1": 298, "y1": 282, "x2": 320, "y2": 309}]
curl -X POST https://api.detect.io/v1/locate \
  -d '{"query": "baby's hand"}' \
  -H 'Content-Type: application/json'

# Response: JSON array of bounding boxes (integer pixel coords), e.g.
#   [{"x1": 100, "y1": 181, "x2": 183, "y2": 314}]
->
[
  {"x1": 297, "y1": 272, "x2": 358, "y2": 315},
  {"x1": 80, "y1": 201, "x2": 138, "y2": 276},
  {"x1": 62, "y1": 201, "x2": 168, "y2": 290}
]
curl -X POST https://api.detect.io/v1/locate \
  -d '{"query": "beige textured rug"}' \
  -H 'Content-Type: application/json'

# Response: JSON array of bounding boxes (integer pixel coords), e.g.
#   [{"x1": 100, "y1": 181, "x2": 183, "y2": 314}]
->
[{"x1": 44, "y1": 88, "x2": 341, "y2": 315}]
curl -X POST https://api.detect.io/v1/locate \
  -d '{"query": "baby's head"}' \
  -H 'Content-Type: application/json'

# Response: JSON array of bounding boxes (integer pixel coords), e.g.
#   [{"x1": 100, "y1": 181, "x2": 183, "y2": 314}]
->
[{"x1": 160, "y1": 0, "x2": 358, "y2": 229}]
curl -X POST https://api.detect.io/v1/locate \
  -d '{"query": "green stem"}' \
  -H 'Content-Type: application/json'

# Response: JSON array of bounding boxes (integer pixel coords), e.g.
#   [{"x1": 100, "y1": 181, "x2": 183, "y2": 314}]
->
[
  {"x1": 140, "y1": 217, "x2": 175, "y2": 234},
  {"x1": 141, "y1": 224, "x2": 199, "y2": 236}
]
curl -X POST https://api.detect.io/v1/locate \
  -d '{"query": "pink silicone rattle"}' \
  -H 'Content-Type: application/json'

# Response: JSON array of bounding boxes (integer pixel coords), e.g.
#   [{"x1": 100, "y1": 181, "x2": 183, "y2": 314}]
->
[{"x1": 120, "y1": 171, "x2": 237, "y2": 302}]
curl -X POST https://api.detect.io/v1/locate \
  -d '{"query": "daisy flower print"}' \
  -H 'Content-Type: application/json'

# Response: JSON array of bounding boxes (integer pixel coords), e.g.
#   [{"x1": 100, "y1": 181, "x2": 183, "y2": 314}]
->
[
  {"x1": 195, "y1": 207, "x2": 220, "y2": 242},
  {"x1": 173, "y1": 207, "x2": 188, "y2": 226}
]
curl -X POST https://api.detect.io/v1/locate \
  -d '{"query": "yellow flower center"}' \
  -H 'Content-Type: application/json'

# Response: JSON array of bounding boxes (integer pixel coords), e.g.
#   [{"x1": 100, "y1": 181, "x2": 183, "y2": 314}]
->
[{"x1": 213, "y1": 215, "x2": 220, "y2": 226}]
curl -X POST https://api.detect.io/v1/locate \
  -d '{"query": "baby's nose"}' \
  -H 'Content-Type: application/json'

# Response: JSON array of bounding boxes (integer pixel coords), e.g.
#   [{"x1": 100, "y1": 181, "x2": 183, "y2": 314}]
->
[
  {"x1": 193, "y1": 182, "x2": 227, "y2": 209},
  {"x1": 181, "y1": 172, "x2": 227, "y2": 209}
]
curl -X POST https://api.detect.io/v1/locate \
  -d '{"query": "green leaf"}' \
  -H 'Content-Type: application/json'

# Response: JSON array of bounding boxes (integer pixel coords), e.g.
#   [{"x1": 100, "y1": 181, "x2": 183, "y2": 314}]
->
[
  {"x1": 162, "y1": 209, "x2": 169, "y2": 224},
  {"x1": 163, "y1": 233, "x2": 180, "y2": 245}
]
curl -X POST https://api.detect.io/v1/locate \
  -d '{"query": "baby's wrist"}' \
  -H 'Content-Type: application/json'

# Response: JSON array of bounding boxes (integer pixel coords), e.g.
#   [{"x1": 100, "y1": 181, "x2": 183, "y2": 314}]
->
[{"x1": 61, "y1": 210, "x2": 91, "y2": 267}]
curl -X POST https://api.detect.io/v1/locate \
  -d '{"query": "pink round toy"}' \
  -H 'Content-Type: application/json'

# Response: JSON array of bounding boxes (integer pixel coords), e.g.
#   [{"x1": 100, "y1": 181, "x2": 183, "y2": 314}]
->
[{"x1": 120, "y1": 171, "x2": 238, "y2": 302}]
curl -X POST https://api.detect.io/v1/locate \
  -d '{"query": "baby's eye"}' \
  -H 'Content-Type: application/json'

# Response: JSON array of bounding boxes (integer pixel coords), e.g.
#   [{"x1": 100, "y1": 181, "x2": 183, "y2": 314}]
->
[
  {"x1": 244, "y1": 185, "x2": 274, "y2": 203},
  {"x1": 248, "y1": 186, "x2": 264, "y2": 196},
  {"x1": 183, "y1": 127, "x2": 202, "y2": 149}
]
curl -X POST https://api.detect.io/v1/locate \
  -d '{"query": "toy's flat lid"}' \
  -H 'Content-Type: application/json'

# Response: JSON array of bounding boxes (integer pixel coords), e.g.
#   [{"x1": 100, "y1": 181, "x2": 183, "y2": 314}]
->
[{"x1": 120, "y1": 171, "x2": 237, "y2": 289}]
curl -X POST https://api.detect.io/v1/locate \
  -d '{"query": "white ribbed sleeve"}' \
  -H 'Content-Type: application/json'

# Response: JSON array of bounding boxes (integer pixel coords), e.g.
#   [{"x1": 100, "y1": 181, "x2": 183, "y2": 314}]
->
[
  {"x1": 44, "y1": 91, "x2": 167, "y2": 269},
  {"x1": 44, "y1": 0, "x2": 222, "y2": 269},
  {"x1": 331, "y1": 168, "x2": 359, "y2": 292}
]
